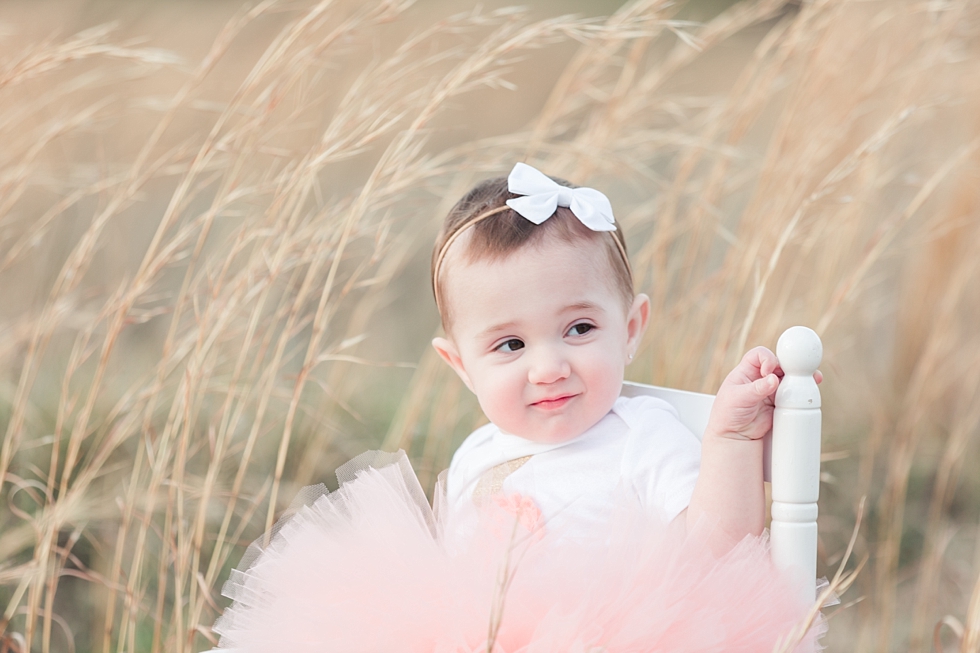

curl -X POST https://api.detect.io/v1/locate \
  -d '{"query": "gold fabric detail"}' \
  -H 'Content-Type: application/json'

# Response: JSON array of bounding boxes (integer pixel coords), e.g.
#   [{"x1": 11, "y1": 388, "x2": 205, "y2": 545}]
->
[{"x1": 472, "y1": 455, "x2": 532, "y2": 502}]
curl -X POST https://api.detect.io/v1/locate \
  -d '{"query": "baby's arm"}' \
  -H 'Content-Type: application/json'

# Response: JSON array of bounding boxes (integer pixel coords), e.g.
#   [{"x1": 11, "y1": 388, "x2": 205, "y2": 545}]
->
[{"x1": 684, "y1": 347, "x2": 818, "y2": 545}]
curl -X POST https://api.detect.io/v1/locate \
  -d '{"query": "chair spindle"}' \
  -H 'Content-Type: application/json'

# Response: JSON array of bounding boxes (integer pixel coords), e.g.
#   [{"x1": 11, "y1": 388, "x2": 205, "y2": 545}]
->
[{"x1": 770, "y1": 326, "x2": 823, "y2": 608}]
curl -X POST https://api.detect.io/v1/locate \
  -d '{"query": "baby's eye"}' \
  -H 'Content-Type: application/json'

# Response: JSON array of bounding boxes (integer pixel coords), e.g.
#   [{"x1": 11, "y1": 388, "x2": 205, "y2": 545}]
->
[
  {"x1": 567, "y1": 323, "x2": 595, "y2": 336},
  {"x1": 496, "y1": 338, "x2": 525, "y2": 353}
]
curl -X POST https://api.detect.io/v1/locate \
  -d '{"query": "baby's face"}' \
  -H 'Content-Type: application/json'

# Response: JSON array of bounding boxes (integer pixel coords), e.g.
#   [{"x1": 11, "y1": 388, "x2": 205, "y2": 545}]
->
[{"x1": 433, "y1": 236, "x2": 648, "y2": 444}]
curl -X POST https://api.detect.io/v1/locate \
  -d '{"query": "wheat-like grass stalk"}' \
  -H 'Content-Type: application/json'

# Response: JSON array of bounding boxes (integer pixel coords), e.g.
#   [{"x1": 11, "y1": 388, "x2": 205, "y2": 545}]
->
[{"x1": 0, "y1": 1, "x2": 979, "y2": 651}]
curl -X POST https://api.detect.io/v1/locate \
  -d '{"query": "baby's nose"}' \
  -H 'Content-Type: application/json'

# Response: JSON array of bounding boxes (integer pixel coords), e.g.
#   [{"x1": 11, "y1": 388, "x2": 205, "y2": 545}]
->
[{"x1": 527, "y1": 347, "x2": 571, "y2": 385}]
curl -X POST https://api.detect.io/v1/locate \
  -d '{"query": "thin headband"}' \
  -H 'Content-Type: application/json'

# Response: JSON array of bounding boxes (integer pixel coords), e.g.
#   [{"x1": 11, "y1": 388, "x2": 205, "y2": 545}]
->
[
  {"x1": 432, "y1": 163, "x2": 633, "y2": 312},
  {"x1": 432, "y1": 205, "x2": 509, "y2": 312}
]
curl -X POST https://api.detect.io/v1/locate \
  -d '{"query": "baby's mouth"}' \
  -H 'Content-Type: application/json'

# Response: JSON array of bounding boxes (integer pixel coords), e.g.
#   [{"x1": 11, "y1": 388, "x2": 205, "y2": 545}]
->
[{"x1": 530, "y1": 394, "x2": 576, "y2": 410}]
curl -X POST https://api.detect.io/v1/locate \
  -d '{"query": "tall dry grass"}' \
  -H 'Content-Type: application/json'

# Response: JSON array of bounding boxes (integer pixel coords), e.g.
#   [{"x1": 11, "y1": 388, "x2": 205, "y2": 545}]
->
[{"x1": 0, "y1": 0, "x2": 979, "y2": 651}]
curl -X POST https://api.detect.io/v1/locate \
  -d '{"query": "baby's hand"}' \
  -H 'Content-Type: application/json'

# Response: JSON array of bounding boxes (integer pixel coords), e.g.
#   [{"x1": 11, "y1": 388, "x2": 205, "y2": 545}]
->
[{"x1": 706, "y1": 346, "x2": 818, "y2": 442}]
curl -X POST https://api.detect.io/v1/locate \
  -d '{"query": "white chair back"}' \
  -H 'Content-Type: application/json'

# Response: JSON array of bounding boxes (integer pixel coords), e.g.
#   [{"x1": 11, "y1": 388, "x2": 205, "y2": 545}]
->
[{"x1": 619, "y1": 382, "x2": 714, "y2": 441}]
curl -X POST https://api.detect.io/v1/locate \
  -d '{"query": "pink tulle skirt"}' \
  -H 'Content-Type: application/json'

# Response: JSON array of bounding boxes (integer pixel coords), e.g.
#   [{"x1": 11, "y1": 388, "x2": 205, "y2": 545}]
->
[{"x1": 213, "y1": 451, "x2": 816, "y2": 652}]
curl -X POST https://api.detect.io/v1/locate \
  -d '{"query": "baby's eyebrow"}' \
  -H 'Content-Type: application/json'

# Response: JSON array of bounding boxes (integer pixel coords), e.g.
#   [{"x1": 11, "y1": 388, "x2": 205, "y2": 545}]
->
[
  {"x1": 477, "y1": 321, "x2": 519, "y2": 339},
  {"x1": 562, "y1": 301, "x2": 603, "y2": 313}
]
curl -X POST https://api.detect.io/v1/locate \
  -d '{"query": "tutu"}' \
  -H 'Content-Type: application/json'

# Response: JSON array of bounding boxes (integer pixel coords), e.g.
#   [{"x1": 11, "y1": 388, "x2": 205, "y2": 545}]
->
[{"x1": 213, "y1": 451, "x2": 817, "y2": 653}]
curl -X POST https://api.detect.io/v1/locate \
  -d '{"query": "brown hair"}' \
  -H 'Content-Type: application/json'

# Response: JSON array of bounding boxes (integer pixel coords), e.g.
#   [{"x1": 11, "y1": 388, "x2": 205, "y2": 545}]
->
[{"x1": 431, "y1": 175, "x2": 634, "y2": 329}]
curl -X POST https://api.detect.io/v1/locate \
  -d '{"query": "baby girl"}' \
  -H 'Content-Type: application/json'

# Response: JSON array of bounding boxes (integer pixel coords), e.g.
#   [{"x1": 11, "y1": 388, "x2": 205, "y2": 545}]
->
[
  {"x1": 433, "y1": 162, "x2": 792, "y2": 546},
  {"x1": 212, "y1": 162, "x2": 818, "y2": 653}
]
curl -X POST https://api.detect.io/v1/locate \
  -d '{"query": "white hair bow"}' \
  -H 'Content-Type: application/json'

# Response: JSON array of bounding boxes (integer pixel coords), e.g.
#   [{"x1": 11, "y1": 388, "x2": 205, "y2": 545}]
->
[{"x1": 506, "y1": 162, "x2": 616, "y2": 232}]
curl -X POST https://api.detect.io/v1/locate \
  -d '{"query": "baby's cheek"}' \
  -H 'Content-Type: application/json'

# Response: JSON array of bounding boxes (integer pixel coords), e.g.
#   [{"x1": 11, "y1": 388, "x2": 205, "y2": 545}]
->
[
  {"x1": 593, "y1": 347, "x2": 625, "y2": 382},
  {"x1": 584, "y1": 352, "x2": 625, "y2": 411},
  {"x1": 474, "y1": 371, "x2": 524, "y2": 430}
]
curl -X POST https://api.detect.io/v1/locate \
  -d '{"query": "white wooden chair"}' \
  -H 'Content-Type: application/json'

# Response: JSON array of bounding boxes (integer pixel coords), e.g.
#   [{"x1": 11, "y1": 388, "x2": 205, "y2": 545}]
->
[{"x1": 621, "y1": 325, "x2": 823, "y2": 608}]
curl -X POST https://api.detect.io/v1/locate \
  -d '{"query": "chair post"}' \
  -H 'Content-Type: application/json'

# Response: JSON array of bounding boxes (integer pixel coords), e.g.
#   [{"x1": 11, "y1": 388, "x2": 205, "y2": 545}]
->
[{"x1": 770, "y1": 326, "x2": 823, "y2": 608}]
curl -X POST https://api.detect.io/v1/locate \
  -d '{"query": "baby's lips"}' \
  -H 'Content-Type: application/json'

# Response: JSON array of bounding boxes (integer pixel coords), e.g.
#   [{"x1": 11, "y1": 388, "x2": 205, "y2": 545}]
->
[{"x1": 529, "y1": 393, "x2": 577, "y2": 408}]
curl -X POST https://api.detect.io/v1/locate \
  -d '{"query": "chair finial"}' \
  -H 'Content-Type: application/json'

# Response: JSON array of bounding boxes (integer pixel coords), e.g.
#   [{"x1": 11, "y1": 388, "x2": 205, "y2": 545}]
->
[
  {"x1": 775, "y1": 326, "x2": 822, "y2": 409},
  {"x1": 776, "y1": 326, "x2": 822, "y2": 376}
]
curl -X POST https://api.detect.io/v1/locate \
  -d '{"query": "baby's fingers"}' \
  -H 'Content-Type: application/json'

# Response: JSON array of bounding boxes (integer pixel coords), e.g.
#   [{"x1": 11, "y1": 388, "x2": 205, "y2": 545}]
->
[
  {"x1": 758, "y1": 348, "x2": 782, "y2": 379},
  {"x1": 725, "y1": 372, "x2": 778, "y2": 406},
  {"x1": 741, "y1": 346, "x2": 781, "y2": 380},
  {"x1": 752, "y1": 373, "x2": 779, "y2": 398}
]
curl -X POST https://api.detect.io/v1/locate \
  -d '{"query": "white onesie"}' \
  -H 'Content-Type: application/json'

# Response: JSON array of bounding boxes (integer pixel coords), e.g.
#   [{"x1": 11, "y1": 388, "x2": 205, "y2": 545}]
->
[{"x1": 445, "y1": 395, "x2": 702, "y2": 540}]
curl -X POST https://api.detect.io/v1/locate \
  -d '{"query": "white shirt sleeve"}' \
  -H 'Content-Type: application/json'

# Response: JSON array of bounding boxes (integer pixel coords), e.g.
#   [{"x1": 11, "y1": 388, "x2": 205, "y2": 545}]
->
[{"x1": 616, "y1": 396, "x2": 702, "y2": 522}]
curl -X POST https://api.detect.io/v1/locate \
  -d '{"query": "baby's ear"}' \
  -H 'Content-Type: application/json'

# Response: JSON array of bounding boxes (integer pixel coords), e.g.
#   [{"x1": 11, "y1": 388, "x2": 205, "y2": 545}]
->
[
  {"x1": 431, "y1": 337, "x2": 475, "y2": 392},
  {"x1": 626, "y1": 293, "x2": 651, "y2": 357}
]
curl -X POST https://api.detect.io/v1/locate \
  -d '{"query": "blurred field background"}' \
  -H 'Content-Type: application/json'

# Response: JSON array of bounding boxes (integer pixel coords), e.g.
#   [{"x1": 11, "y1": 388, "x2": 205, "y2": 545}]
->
[{"x1": 1, "y1": 0, "x2": 979, "y2": 651}]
